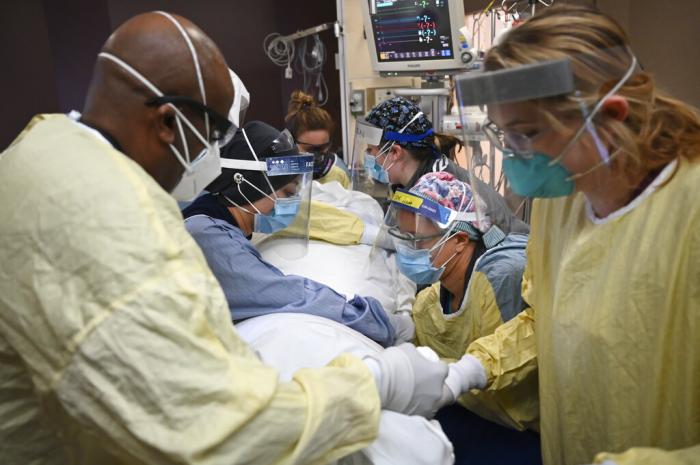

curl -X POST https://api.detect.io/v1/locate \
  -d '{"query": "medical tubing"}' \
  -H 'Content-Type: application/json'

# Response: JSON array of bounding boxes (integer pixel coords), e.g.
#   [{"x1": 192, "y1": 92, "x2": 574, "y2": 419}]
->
[
  {"x1": 263, "y1": 32, "x2": 295, "y2": 68},
  {"x1": 296, "y1": 35, "x2": 328, "y2": 106}
]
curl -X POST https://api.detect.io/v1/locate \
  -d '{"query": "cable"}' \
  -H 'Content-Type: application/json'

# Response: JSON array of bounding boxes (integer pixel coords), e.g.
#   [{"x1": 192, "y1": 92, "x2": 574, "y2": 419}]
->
[
  {"x1": 514, "y1": 198, "x2": 528, "y2": 217},
  {"x1": 295, "y1": 34, "x2": 329, "y2": 106},
  {"x1": 501, "y1": 0, "x2": 555, "y2": 16},
  {"x1": 263, "y1": 30, "x2": 329, "y2": 106},
  {"x1": 263, "y1": 32, "x2": 295, "y2": 75},
  {"x1": 495, "y1": 167, "x2": 506, "y2": 192}
]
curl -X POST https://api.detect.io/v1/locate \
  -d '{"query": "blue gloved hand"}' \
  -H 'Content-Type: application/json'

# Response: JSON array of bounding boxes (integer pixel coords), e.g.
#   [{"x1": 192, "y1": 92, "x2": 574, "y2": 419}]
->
[{"x1": 364, "y1": 343, "x2": 449, "y2": 418}]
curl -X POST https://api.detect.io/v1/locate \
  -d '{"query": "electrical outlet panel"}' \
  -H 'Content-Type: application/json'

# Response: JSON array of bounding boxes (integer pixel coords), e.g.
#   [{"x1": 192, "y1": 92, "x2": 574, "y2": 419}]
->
[
  {"x1": 373, "y1": 88, "x2": 396, "y2": 107},
  {"x1": 350, "y1": 89, "x2": 365, "y2": 114}
]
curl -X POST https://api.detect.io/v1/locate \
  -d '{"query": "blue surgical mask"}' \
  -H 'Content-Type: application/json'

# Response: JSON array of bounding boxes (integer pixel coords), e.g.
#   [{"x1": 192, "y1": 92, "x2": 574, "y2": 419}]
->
[
  {"x1": 364, "y1": 152, "x2": 377, "y2": 172},
  {"x1": 254, "y1": 195, "x2": 301, "y2": 234},
  {"x1": 502, "y1": 152, "x2": 574, "y2": 198},
  {"x1": 395, "y1": 243, "x2": 447, "y2": 285},
  {"x1": 366, "y1": 150, "x2": 392, "y2": 184},
  {"x1": 370, "y1": 163, "x2": 391, "y2": 184}
]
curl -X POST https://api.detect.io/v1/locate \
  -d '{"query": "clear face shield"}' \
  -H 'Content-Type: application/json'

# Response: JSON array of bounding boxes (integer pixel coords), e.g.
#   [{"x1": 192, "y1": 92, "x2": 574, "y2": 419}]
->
[
  {"x1": 455, "y1": 46, "x2": 638, "y2": 205},
  {"x1": 350, "y1": 112, "x2": 427, "y2": 199},
  {"x1": 373, "y1": 188, "x2": 477, "y2": 285},
  {"x1": 221, "y1": 129, "x2": 314, "y2": 259},
  {"x1": 349, "y1": 118, "x2": 387, "y2": 197}
]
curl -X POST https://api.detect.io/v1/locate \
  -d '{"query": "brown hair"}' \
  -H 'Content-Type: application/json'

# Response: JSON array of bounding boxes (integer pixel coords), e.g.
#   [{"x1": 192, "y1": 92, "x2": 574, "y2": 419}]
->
[
  {"x1": 484, "y1": 4, "x2": 700, "y2": 180},
  {"x1": 285, "y1": 90, "x2": 334, "y2": 139},
  {"x1": 405, "y1": 132, "x2": 463, "y2": 162}
]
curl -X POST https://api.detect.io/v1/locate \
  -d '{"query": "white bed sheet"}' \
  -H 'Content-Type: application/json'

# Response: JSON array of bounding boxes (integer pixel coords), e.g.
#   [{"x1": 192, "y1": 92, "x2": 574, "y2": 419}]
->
[
  {"x1": 236, "y1": 313, "x2": 454, "y2": 465},
  {"x1": 254, "y1": 181, "x2": 416, "y2": 314}
]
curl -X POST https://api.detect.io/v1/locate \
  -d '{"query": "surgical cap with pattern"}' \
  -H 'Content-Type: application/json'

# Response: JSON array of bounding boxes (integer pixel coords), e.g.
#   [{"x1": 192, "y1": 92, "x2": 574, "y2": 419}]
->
[{"x1": 365, "y1": 97, "x2": 434, "y2": 150}]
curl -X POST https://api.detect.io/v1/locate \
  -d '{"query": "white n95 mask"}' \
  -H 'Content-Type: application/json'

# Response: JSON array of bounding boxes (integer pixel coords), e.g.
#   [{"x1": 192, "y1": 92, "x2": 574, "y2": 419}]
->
[{"x1": 170, "y1": 140, "x2": 221, "y2": 201}]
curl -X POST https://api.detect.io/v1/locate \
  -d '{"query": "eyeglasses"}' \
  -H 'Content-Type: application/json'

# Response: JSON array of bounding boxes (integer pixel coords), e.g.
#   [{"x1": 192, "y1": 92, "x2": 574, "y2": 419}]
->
[
  {"x1": 146, "y1": 95, "x2": 237, "y2": 146},
  {"x1": 388, "y1": 226, "x2": 444, "y2": 249},
  {"x1": 295, "y1": 138, "x2": 332, "y2": 154},
  {"x1": 482, "y1": 119, "x2": 535, "y2": 159}
]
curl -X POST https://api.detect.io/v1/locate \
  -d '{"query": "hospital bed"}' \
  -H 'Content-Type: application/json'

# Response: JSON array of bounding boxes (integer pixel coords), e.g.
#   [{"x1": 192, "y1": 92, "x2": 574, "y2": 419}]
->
[{"x1": 239, "y1": 181, "x2": 454, "y2": 465}]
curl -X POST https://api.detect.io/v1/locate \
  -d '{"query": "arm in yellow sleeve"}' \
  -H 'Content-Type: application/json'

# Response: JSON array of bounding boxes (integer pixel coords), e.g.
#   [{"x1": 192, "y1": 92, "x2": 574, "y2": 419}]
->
[
  {"x1": 459, "y1": 306, "x2": 539, "y2": 431},
  {"x1": 319, "y1": 165, "x2": 351, "y2": 189},
  {"x1": 593, "y1": 444, "x2": 700, "y2": 465},
  {"x1": 308, "y1": 200, "x2": 365, "y2": 245},
  {"x1": 53, "y1": 266, "x2": 380, "y2": 465},
  {"x1": 467, "y1": 306, "x2": 537, "y2": 391}
]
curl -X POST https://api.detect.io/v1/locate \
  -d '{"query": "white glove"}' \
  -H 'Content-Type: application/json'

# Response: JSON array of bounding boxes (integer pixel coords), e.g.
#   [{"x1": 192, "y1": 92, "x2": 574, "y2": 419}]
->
[
  {"x1": 364, "y1": 343, "x2": 449, "y2": 418},
  {"x1": 388, "y1": 311, "x2": 415, "y2": 344},
  {"x1": 360, "y1": 222, "x2": 380, "y2": 245},
  {"x1": 440, "y1": 354, "x2": 488, "y2": 406}
]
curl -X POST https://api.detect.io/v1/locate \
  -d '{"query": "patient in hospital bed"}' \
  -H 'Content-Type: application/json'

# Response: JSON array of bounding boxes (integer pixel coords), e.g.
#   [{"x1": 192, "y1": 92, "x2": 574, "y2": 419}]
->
[
  {"x1": 242, "y1": 180, "x2": 455, "y2": 465},
  {"x1": 183, "y1": 124, "x2": 453, "y2": 463},
  {"x1": 184, "y1": 121, "x2": 412, "y2": 347}
]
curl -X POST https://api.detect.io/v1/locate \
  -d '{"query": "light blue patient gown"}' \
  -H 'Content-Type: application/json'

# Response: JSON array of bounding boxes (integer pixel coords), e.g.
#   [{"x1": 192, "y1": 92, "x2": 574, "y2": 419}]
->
[{"x1": 183, "y1": 195, "x2": 396, "y2": 347}]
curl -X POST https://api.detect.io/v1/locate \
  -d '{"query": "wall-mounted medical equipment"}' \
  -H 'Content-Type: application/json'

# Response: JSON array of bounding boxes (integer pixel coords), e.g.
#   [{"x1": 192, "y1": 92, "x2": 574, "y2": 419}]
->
[{"x1": 361, "y1": 0, "x2": 470, "y2": 76}]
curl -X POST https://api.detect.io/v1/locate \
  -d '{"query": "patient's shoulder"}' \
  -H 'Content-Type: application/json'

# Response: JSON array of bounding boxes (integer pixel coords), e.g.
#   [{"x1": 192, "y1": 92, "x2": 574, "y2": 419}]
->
[{"x1": 185, "y1": 214, "x2": 248, "y2": 244}]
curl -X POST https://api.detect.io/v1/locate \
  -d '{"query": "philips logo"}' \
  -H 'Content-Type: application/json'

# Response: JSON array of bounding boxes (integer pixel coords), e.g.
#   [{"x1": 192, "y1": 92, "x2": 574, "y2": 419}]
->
[{"x1": 407, "y1": 64, "x2": 421, "y2": 68}]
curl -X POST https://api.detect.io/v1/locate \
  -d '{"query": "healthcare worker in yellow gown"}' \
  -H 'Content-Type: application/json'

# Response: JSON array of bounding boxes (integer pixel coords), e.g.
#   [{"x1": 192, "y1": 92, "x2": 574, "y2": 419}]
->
[
  {"x1": 442, "y1": 5, "x2": 700, "y2": 465},
  {"x1": 380, "y1": 171, "x2": 536, "y2": 431},
  {"x1": 285, "y1": 90, "x2": 351, "y2": 188},
  {"x1": 394, "y1": 172, "x2": 527, "y2": 362},
  {"x1": 0, "y1": 11, "x2": 450, "y2": 465}
]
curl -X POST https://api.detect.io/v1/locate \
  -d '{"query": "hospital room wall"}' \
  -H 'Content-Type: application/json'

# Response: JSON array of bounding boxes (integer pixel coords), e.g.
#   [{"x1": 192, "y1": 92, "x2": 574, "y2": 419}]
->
[
  {"x1": 0, "y1": 0, "x2": 343, "y2": 151},
  {"x1": 469, "y1": 0, "x2": 700, "y2": 110},
  {"x1": 464, "y1": 0, "x2": 700, "y2": 109},
  {"x1": 598, "y1": 0, "x2": 700, "y2": 110},
  {"x1": 0, "y1": 0, "x2": 106, "y2": 151}
]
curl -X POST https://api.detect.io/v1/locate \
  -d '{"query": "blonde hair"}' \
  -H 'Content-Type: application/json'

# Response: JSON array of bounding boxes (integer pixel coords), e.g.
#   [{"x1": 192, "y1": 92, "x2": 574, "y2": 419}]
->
[
  {"x1": 285, "y1": 90, "x2": 334, "y2": 138},
  {"x1": 485, "y1": 4, "x2": 700, "y2": 179}
]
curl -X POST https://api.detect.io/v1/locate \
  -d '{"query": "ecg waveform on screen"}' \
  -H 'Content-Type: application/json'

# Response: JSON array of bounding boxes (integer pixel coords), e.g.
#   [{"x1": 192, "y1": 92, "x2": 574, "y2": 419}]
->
[{"x1": 372, "y1": 0, "x2": 452, "y2": 62}]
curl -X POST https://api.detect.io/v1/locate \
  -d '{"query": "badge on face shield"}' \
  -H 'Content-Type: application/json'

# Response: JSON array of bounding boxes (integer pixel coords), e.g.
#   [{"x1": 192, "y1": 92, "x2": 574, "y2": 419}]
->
[{"x1": 266, "y1": 155, "x2": 314, "y2": 176}]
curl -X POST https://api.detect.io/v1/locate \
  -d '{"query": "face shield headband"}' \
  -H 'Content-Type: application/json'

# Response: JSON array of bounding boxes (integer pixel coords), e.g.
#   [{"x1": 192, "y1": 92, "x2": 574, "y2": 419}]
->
[
  {"x1": 387, "y1": 188, "x2": 475, "y2": 284},
  {"x1": 457, "y1": 46, "x2": 639, "y2": 198},
  {"x1": 219, "y1": 128, "x2": 313, "y2": 215},
  {"x1": 390, "y1": 189, "x2": 475, "y2": 254}
]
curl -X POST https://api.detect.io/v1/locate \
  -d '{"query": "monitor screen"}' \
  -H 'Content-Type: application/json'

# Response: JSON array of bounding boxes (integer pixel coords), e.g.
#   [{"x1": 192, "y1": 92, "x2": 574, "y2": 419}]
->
[{"x1": 371, "y1": 0, "x2": 454, "y2": 63}]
